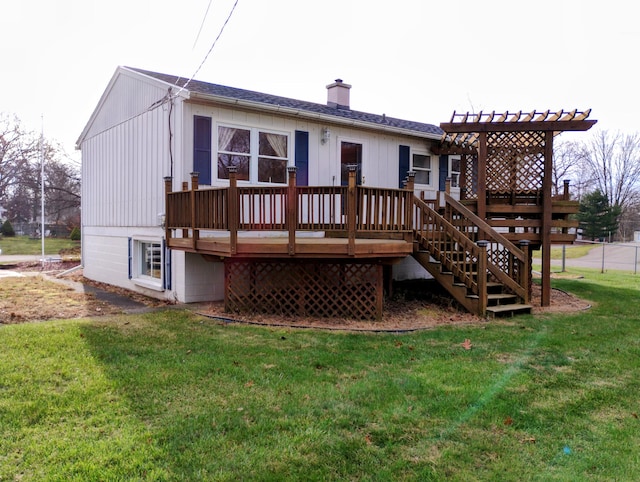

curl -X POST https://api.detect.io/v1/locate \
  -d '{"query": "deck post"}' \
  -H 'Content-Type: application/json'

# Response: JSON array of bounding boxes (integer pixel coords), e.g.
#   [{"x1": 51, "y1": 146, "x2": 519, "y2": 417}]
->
[
  {"x1": 563, "y1": 179, "x2": 570, "y2": 201},
  {"x1": 519, "y1": 240, "x2": 531, "y2": 304},
  {"x1": 476, "y1": 240, "x2": 488, "y2": 316},
  {"x1": 347, "y1": 165, "x2": 357, "y2": 256},
  {"x1": 163, "y1": 176, "x2": 172, "y2": 243},
  {"x1": 190, "y1": 172, "x2": 199, "y2": 251},
  {"x1": 287, "y1": 166, "x2": 297, "y2": 255},
  {"x1": 228, "y1": 166, "x2": 239, "y2": 255},
  {"x1": 181, "y1": 181, "x2": 189, "y2": 238},
  {"x1": 405, "y1": 172, "x2": 416, "y2": 238}
]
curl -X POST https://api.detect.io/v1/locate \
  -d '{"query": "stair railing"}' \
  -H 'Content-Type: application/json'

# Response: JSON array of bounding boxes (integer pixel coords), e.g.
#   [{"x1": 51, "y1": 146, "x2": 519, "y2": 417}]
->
[
  {"x1": 413, "y1": 197, "x2": 485, "y2": 300},
  {"x1": 444, "y1": 193, "x2": 529, "y2": 303}
]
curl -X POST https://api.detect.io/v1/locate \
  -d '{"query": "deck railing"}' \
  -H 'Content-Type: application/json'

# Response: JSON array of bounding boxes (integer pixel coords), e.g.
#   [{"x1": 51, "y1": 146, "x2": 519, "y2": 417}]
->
[
  {"x1": 164, "y1": 165, "x2": 414, "y2": 256},
  {"x1": 443, "y1": 193, "x2": 530, "y2": 303}
]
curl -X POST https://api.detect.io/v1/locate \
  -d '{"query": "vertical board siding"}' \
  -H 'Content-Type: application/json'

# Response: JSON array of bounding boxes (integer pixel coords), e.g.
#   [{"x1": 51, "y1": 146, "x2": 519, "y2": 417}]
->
[{"x1": 82, "y1": 105, "x2": 168, "y2": 227}]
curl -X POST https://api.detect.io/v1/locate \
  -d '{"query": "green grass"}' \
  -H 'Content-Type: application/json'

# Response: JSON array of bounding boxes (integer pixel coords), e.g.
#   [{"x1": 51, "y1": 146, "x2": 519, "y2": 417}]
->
[
  {"x1": 2, "y1": 269, "x2": 640, "y2": 480},
  {"x1": 0, "y1": 235, "x2": 79, "y2": 255},
  {"x1": 532, "y1": 243, "x2": 597, "y2": 260}
]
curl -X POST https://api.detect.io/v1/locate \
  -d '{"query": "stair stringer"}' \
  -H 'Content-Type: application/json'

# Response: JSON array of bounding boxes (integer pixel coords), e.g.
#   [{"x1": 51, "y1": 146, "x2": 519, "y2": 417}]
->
[{"x1": 411, "y1": 251, "x2": 480, "y2": 314}]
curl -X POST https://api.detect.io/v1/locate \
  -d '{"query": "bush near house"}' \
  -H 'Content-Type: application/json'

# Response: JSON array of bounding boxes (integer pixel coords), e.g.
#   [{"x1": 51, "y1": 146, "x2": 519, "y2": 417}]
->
[
  {"x1": 1, "y1": 219, "x2": 15, "y2": 237},
  {"x1": 69, "y1": 226, "x2": 81, "y2": 241}
]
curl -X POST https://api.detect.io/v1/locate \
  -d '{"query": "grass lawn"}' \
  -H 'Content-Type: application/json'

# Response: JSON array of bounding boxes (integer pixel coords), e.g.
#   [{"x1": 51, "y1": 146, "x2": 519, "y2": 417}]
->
[
  {"x1": 0, "y1": 235, "x2": 79, "y2": 256},
  {"x1": 532, "y1": 243, "x2": 597, "y2": 260},
  {"x1": 1, "y1": 269, "x2": 639, "y2": 480}
]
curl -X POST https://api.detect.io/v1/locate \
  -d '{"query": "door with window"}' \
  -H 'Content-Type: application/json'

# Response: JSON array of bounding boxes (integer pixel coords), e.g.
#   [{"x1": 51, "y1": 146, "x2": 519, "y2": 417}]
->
[{"x1": 340, "y1": 141, "x2": 363, "y2": 186}]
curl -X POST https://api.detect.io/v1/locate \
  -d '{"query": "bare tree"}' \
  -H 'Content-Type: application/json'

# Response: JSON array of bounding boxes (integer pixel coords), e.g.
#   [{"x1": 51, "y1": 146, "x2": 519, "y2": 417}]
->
[
  {"x1": 0, "y1": 114, "x2": 39, "y2": 205},
  {"x1": 552, "y1": 140, "x2": 586, "y2": 199},
  {"x1": 578, "y1": 130, "x2": 640, "y2": 209},
  {"x1": 0, "y1": 113, "x2": 80, "y2": 232}
]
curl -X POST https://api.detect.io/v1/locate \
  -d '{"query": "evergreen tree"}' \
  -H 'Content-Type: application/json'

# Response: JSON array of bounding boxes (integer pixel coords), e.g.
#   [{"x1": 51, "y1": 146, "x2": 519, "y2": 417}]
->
[
  {"x1": 577, "y1": 190, "x2": 621, "y2": 241},
  {"x1": 1, "y1": 219, "x2": 15, "y2": 237}
]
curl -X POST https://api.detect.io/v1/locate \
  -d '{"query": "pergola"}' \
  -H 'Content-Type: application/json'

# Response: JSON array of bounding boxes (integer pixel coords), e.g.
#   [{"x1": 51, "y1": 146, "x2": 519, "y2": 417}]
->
[{"x1": 437, "y1": 109, "x2": 597, "y2": 306}]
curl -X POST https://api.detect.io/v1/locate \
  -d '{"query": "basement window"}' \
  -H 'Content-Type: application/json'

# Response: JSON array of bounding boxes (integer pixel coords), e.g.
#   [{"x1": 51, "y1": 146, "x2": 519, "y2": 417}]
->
[{"x1": 129, "y1": 239, "x2": 164, "y2": 291}]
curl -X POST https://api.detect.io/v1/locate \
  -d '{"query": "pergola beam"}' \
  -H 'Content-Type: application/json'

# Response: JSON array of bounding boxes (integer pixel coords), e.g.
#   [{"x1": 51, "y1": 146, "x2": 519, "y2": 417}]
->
[{"x1": 440, "y1": 119, "x2": 597, "y2": 134}]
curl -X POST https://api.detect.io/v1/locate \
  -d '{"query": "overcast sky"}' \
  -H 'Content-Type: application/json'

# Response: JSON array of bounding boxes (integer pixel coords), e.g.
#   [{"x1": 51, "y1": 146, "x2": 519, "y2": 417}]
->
[{"x1": 0, "y1": 0, "x2": 636, "y2": 161}]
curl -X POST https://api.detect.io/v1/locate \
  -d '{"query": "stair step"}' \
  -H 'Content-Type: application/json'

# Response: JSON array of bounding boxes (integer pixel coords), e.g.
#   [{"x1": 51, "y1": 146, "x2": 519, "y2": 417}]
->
[
  {"x1": 487, "y1": 293, "x2": 518, "y2": 305},
  {"x1": 487, "y1": 293, "x2": 518, "y2": 300},
  {"x1": 486, "y1": 303, "x2": 533, "y2": 318}
]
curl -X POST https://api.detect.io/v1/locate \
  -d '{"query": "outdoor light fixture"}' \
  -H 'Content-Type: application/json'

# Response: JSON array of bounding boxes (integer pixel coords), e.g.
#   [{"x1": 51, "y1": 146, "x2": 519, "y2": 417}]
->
[
  {"x1": 321, "y1": 127, "x2": 330, "y2": 144},
  {"x1": 157, "y1": 213, "x2": 166, "y2": 227}
]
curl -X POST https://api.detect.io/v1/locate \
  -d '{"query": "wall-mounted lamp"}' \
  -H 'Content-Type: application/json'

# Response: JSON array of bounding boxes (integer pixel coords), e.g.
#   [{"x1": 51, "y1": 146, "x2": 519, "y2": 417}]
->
[
  {"x1": 321, "y1": 127, "x2": 331, "y2": 144},
  {"x1": 157, "y1": 212, "x2": 166, "y2": 228}
]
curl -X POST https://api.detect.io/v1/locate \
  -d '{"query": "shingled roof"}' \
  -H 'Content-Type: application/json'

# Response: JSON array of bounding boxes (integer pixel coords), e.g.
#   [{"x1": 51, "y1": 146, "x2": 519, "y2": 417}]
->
[{"x1": 126, "y1": 67, "x2": 443, "y2": 138}]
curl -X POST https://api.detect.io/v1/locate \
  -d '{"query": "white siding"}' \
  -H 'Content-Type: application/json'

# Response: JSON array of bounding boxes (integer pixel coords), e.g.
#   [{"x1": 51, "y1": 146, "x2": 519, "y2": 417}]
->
[
  {"x1": 181, "y1": 102, "x2": 435, "y2": 190},
  {"x1": 81, "y1": 69, "x2": 170, "y2": 141},
  {"x1": 81, "y1": 106, "x2": 169, "y2": 227}
]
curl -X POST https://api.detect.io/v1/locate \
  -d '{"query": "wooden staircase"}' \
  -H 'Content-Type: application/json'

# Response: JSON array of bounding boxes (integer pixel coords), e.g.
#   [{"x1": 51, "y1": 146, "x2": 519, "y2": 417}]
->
[{"x1": 411, "y1": 195, "x2": 533, "y2": 318}]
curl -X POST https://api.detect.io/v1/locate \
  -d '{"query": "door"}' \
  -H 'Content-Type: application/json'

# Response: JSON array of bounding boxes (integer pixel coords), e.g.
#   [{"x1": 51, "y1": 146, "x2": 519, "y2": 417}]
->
[{"x1": 340, "y1": 141, "x2": 363, "y2": 186}]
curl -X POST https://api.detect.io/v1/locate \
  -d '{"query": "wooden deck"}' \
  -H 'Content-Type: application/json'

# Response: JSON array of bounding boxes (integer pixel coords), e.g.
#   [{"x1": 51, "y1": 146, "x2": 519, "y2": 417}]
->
[{"x1": 168, "y1": 234, "x2": 413, "y2": 259}]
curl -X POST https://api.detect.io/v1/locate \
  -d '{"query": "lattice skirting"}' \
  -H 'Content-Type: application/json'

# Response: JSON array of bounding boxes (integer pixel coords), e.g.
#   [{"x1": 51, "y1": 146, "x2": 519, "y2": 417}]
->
[{"x1": 225, "y1": 259, "x2": 383, "y2": 320}]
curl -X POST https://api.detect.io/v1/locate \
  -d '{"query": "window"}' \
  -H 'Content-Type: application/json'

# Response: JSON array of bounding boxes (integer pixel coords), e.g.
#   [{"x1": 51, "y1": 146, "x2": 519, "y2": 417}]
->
[
  {"x1": 140, "y1": 242, "x2": 162, "y2": 280},
  {"x1": 129, "y1": 239, "x2": 165, "y2": 291},
  {"x1": 259, "y1": 132, "x2": 288, "y2": 183},
  {"x1": 412, "y1": 153, "x2": 431, "y2": 185},
  {"x1": 451, "y1": 157, "x2": 461, "y2": 188},
  {"x1": 218, "y1": 126, "x2": 251, "y2": 180},
  {"x1": 217, "y1": 125, "x2": 289, "y2": 183}
]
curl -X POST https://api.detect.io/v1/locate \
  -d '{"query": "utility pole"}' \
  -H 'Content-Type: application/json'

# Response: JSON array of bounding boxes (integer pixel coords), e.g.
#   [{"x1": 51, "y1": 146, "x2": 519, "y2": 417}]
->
[{"x1": 40, "y1": 115, "x2": 45, "y2": 267}]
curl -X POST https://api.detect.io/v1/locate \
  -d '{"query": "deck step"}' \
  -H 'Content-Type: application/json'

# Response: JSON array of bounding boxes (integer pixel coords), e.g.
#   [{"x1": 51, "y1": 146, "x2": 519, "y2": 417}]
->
[
  {"x1": 486, "y1": 303, "x2": 533, "y2": 318},
  {"x1": 487, "y1": 293, "x2": 518, "y2": 305}
]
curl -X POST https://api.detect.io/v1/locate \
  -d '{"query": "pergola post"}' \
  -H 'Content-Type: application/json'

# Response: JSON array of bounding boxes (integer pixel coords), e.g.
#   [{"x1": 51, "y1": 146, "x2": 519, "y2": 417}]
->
[{"x1": 541, "y1": 131, "x2": 554, "y2": 306}]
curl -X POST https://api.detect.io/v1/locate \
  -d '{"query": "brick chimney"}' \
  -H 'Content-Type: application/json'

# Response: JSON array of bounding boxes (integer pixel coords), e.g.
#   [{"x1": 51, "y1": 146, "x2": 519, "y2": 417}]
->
[{"x1": 326, "y1": 79, "x2": 351, "y2": 109}]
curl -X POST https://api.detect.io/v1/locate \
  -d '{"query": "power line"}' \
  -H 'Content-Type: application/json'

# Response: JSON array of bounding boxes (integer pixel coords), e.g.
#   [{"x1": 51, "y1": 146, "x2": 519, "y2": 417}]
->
[
  {"x1": 176, "y1": 0, "x2": 239, "y2": 95},
  {"x1": 192, "y1": 0, "x2": 213, "y2": 50}
]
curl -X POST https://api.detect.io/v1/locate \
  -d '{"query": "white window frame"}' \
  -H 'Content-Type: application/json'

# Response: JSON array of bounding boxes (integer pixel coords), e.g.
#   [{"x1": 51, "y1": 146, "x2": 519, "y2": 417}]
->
[
  {"x1": 216, "y1": 123, "x2": 291, "y2": 184},
  {"x1": 411, "y1": 151, "x2": 432, "y2": 186},
  {"x1": 450, "y1": 156, "x2": 461, "y2": 188},
  {"x1": 131, "y1": 238, "x2": 164, "y2": 291}
]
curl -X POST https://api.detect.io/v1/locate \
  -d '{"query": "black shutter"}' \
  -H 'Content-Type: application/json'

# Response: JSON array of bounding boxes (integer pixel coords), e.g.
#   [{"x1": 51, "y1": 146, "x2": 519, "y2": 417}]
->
[
  {"x1": 399, "y1": 145, "x2": 410, "y2": 188},
  {"x1": 439, "y1": 155, "x2": 448, "y2": 191},
  {"x1": 295, "y1": 130, "x2": 309, "y2": 186},
  {"x1": 127, "y1": 237, "x2": 133, "y2": 279},
  {"x1": 193, "y1": 116, "x2": 212, "y2": 185},
  {"x1": 162, "y1": 239, "x2": 171, "y2": 290}
]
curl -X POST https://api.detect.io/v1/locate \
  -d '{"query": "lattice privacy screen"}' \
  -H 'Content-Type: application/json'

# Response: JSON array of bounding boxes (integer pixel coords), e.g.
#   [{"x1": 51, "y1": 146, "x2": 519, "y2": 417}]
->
[
  {"x1": 225, "y1": 260, "x2": 383, "y2": 320},
  {"x1": 461, "y1": 131, "x2": 546, "y2": 199},
  {"x1": 486, "y1": 131, "x2": 545, "y2": 193}
]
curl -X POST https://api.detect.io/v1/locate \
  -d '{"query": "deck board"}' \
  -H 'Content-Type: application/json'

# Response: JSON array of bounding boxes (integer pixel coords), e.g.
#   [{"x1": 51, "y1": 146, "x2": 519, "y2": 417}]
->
[{"x1": 169, "y1": 235, "x2": 414, "y2": 259}]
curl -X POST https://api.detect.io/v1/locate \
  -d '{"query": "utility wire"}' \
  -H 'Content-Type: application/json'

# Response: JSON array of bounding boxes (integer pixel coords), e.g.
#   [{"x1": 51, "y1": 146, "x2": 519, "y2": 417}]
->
[
  {"x1": 176, "y1": 0, "x2": 239, "y2": 95},
  {"x1": 192, "y1": 0, "x2": 213, "y2": 50}
]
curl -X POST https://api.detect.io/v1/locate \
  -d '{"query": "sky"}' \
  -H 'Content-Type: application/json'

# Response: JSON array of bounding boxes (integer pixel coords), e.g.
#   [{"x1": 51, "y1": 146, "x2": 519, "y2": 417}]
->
[{"x1": 0, "y1": 0, "x2": 637, "y2": 163}]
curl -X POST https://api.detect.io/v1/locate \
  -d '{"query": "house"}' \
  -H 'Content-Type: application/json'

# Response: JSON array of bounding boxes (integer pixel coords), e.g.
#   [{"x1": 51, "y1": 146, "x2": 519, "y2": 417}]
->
[
  {"x1": 77, "y1": 66, "x2": 456, "y2": 309},
  {"x1": 77, "y1": 66, "x2": 595, "y2": 319}
]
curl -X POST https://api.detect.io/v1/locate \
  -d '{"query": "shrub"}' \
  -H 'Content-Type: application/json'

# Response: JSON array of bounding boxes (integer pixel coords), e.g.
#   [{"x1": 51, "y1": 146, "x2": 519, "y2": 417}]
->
[
  {"x1": 69, "y1": 226, "x2": 81, "y2": 241},
  {"x1": 1, "y1": 219, "x2": 15, "y2": 237}
]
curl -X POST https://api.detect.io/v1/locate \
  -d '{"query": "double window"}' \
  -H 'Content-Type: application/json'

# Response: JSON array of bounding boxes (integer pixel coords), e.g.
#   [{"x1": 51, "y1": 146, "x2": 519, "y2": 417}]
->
[
  {"x1": 217, "y1": 126, "x2": 289, "y2": 184},
  {"x1": 412, "y1": 153, "x2": 432, "y2": 185}
]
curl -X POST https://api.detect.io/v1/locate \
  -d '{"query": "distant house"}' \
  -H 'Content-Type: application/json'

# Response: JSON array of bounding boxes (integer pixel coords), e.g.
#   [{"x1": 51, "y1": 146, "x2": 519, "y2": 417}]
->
[{"x1": 76, "y1": 67, "x2": 455, "y2": 305}]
